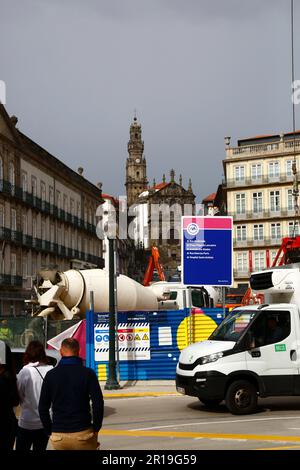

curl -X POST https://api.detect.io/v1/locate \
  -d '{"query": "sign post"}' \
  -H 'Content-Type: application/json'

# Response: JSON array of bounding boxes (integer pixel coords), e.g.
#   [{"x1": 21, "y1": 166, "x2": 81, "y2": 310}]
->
[{"x1": 182, "y1": 216, "x2": 233, "y2": 287}]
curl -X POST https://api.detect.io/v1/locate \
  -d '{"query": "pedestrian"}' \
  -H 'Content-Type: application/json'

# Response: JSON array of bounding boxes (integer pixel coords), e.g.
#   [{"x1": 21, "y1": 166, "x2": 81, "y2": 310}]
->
[
  {"x1": 39, "y1": 337, "x2": 104, "y2": 450},
  {"x1": 16, "y1": 340, "x2": 53, "y2": 451},
  {"x1": 0, "y1": 319, "x2": 13, "y2": 346},
  {"x1": 0, "y1": 340, "x2": 19, "y2": 450}
]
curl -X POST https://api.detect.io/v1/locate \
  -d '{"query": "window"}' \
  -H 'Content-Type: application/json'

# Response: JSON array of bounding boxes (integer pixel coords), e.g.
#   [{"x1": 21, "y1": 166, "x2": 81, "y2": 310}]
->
[
  {"x1": 11, "y1": 253, "x2": 16, "y2": 276},
  {"x1": 0, "y1": 205, "x2": 4, "y2": 227},
  {"x1": 49, "y1": 186, "x2": 54, "y2": 205},
  {"x1": 270, "y1": 250, "x2": 277, "y2": 266},
  {"x1": 11, "y1": 209, "x2": 16, "y2": 231},
  {"x1": 32, "y1": 217, "x2": 37, "y2": 239},
  {"x1": 50, "y1": 224, "x2": 55, "y2": 243},
  {"x1": 271, "y1": 222, "x2": 281, "y2": 240},
  {"x1": 78, "y1": 235, "x2": 82, "y2": 252},
  {"x1": 22, "y1": 214, "x2": 27, "y2": 235},
  {"x1": 136, "y1": 172, "x2": 140, "y2": 179},
  {"x1": 253, "y1": 251, "x2": 265, "y2": 270},
  {"x1": 41, "y1": 181, "x2": 46, "y2": 201},
  {"x1": 287, "y1": 189, "x2": 293, "y2": 211},
  {"x1": 269, "y1": 161, "x2": 279, "y2": 178},
  {"x1": 251, "y1": 163, "x2": 262, "y2": 181},
  {"x1": 70, "y1": 199, "x2": 75, "y2": 215},
  {"x1": 288, "y1": 221, "x2": 299, "y2": 237},
  {"x1": 57, "y1": 227, "x2": 61, "y2": 246},
  {"x1": 191, "y1": 289, "x2": 205, "y2": 308},
  {"x1": 253, "y1": 224, "x2": 264, "y2": 241},
  {"x1": 9, "y1": 161, "x2": 15, "y2": 186},
  {"x1": 286, "y1": 160, "x2": 293, "y2": 177},
  {"x1": 63, "y1": 194, "x2": 68, "y2": 212},
  {"x1": 247, "y1": 311, "x2": 290, "y2": 348},
  {"x1": 21, "y1": 172, "x2": 27, "y2": 193},
  {"x1": 22, "y1": 255, "x2": 28, "y2": 280},
  {"x1": 236, "y1": 194, "x2": 246, "y2": 214},
  {"x1": 32, "y1": 254, "x2": 36, "y2": 277},
  {"x1": 31, "y1": 176, "x2": 37, "y2": 197},
  {"x1": 236, "y1": 225, "x2": 246, "y2": 241},
  {"x1": 77, "y1": 201, "x2": 81, "y2": 218},
  {"x1": 252, "y1": 192, "x2": 263, "y2": 213},
  {"x1": 56, "y1": 191, "x2": 61, "y2": 209},
  {"x1": 0, "y1": 155, "x2": 3, "y2": 180},
  {"x1": 41, "y1": 219, "x2": 46, "y2": 240},
  {"x1": 235, "y1": 166, "x2": 245, "y2": 181},
  {"x1": 270, "y1": 190, "x2": 280, "y2": 212},
  {"x1": 236, "y1": 252, "x2": 248, "y2": 272}
]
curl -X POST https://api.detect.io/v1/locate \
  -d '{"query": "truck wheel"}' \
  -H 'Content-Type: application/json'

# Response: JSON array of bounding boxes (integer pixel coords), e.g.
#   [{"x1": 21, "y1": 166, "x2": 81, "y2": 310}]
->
[
  {"x1": 225, "y1": 380, "x2": 257, "y2": 415},
  {"x1": 198, "y1": 398, "x2": 222, "y2": 407}
]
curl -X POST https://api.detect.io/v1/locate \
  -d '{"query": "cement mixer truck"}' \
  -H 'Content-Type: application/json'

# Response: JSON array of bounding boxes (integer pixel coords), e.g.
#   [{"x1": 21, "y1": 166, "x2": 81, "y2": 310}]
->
[
  {"x1": 28, "y1": 268, "x2": 159, "y2": 320},
  {"x1": 28, "y1": 268, "x2": 218, "y2": 320},
  {"x1": 176, "y1": 264, "x2": 300, "y2": 414}
]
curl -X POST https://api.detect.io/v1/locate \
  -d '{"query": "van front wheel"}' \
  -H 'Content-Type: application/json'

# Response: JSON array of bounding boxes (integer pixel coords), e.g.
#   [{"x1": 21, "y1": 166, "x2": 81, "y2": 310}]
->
[{"x1": 225, "y1": 380, "x2": 257, "y2": 415}]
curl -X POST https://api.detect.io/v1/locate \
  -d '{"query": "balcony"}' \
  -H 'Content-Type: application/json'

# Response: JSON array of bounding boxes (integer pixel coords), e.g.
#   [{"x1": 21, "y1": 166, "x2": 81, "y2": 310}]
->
[
  {"x1": 224, "y1": 173, "x2": 298, "y2": 189},
  {"x1": 233, "y1": 237, "x2": 282, "y2": 248},
  {"x1": 11, "y1": 230, "x2": 22, "y2": 244},
  {"x1": 226, "y1": 139, "x2": 300, "y2": 159},
  {"x1": 0, "y1": 274, "x2": 22, "y2": 287},
  {"x1": 42, "y1": 201, "x2": 51, "y2": 214},
  {"x1": 23, "y1": 234, "x2": 33, "y2": 247},
  {"x1": 0, "y1": 180, "x2": 14, "y2": 196},
  {"x1": 233, "y1": 269, "x2": 250, "y2": 278},
  {"x1": 0, "y1": 227, "x2": 11, "y2": 241}
]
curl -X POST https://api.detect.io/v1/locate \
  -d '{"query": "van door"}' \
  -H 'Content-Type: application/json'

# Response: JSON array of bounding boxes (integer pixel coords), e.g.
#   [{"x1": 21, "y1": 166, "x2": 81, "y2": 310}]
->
[{"x1": 245, "y1": 308, "x2": 298, "y2": 395}]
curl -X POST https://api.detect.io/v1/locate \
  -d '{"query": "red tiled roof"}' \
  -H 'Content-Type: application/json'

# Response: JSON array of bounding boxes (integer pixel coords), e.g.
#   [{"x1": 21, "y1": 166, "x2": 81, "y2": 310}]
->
[
  {"x1": 102, "y1": 193, "x2": 118, "y2": 206},
  {"x1": 152, "y1": 182, "x2": 169, "y2": 190},
  {"x1": 202, "y1": 192, "x2": 216, "y2": 203},
  {"x1": 241, "y1": 130, "x2": 300, "y2": 141}
]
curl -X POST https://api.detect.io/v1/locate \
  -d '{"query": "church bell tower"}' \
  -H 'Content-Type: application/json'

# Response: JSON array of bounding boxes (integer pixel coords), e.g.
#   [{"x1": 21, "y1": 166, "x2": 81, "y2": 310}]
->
[{"x1": 125, "y1": 116, "x2": 148, "y2": 206}]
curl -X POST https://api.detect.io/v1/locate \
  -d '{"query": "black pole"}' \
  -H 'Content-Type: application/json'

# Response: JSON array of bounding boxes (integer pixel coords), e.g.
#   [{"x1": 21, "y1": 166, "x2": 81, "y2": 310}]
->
[{"x1": 105, "y1": 238, "x2": 120, "y2": 390}]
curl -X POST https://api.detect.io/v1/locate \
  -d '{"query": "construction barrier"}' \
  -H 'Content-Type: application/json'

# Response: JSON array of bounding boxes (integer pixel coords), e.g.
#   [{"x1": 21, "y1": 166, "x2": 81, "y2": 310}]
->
[{"x1": 86, "y1": 308, "x2": 226, "y2": 381}]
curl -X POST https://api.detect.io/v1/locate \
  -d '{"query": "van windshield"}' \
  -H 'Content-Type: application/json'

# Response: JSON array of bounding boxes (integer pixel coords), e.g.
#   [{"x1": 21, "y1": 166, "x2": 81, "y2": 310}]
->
[{"x1": 209, "y1": 310, "x2": 257, "y2": 342}]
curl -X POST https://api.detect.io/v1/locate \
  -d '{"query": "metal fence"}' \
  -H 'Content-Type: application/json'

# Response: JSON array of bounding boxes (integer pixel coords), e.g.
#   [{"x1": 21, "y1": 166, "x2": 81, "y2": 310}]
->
[{"x1": 0, "y1": 316, "x2": 81, "y2": 349}]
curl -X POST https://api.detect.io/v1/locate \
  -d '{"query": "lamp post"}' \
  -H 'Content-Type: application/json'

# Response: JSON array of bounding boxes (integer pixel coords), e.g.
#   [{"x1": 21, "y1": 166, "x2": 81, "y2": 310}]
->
[{"x1": 104, "y1": 237, "x2": 120, "y2": 390}]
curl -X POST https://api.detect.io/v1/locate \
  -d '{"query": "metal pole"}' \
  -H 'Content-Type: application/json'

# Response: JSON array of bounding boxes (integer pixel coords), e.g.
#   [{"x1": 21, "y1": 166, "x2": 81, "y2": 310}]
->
[
  {"x1": 222, "y1": 286, "x2": 226, "y2": 318},
  {"x1": 105, "y1": 238, "x2": 120, "y2": 389},
  {"x1": 114, "y1": 246, "x2": 120, "y2": 384},
  {"x1": 188, "y1": 287, "x2": 192, "y2": 345}
]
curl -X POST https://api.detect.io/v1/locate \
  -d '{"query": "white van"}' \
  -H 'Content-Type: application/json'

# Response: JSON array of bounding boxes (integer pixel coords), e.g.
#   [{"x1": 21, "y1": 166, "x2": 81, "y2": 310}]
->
[
  {"x1": 148, "y1": 281, "x2": 219, "y2": 310},
  {"x1": 176, "y1": 266, "x2": 300, "y2": 414}
]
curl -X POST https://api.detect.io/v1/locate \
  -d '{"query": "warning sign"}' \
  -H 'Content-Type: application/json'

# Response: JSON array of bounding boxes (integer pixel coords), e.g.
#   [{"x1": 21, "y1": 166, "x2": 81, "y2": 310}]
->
[{"x1": 94, "y1": 312, "x2": 150, "y2": 361}]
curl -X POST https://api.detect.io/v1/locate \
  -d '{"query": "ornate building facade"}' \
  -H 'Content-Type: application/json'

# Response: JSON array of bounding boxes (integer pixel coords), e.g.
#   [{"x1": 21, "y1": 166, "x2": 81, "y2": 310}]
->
[{"x1": 125, "y1": 117, "x2": 195, "y2": 276}]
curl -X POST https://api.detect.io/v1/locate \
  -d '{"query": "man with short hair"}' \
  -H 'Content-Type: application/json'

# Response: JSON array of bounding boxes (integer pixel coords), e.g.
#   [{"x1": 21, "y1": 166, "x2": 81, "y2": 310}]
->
[{"x1": 38, "y1": 337, "x2": 104, "y2": 450}]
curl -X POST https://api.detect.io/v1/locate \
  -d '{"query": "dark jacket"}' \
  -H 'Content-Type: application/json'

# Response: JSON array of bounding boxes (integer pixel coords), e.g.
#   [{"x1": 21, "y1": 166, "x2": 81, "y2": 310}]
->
[
  {"x1": 0, "y1": 370, "x2": 19, "y2": 450},
  {"x1": 38, "y1": 356, "x2": 104, "y2": 435}
]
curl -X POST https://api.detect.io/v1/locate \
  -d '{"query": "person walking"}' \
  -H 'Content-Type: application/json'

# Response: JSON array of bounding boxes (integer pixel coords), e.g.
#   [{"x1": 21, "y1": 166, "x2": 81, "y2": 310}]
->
[
  {"x1": 39, "y1": 337, "x2": 104, "y2": 450},
  {"x1": 16, "y1": 340, "x2": 53, "y2": 451},
  {"x1": 0, "y1": 340, "x2": 19, "y2": 450}
]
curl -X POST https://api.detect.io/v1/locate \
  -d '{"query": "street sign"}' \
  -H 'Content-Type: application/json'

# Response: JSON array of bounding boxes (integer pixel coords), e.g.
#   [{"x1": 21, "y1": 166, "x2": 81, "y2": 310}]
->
[{"x1": 182, "y1": 216, "x2": 233, "y2": 286}]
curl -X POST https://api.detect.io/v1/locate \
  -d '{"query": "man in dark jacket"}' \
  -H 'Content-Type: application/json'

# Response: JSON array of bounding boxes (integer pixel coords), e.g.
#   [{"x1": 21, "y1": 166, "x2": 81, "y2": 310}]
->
[{"x1": 39, "y1": 338, "x2": 104, "y2": 450}]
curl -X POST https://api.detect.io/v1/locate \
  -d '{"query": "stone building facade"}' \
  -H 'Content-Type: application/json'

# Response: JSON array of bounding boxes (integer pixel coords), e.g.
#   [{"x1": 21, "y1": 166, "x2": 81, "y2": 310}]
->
[
  {"x1": 0, "y1": 103, "x2": 104, "y2": 316},
  {"x1": 223, "y1": 131, "x2": 300, "y2": 287}
]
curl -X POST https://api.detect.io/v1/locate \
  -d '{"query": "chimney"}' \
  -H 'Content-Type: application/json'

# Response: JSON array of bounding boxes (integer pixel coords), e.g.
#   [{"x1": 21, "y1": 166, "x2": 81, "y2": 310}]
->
[{"x1": 78, "y1": 167, "x2": 84, "y2": 176}]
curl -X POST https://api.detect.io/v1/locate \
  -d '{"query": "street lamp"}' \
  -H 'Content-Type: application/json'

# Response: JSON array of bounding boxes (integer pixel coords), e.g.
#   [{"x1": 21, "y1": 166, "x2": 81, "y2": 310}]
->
[{"x1": 104, "y1": 237, "x2": 120, "y2": 390}]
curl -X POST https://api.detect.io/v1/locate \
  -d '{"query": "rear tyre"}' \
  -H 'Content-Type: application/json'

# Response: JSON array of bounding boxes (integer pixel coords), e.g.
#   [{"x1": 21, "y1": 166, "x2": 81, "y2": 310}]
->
[
  {"x1": 198, "y1": 398, "x2": 222, "y2": 407},
  {"x1": 225, "y1": 380, "x2": 258, "y2": 415}
]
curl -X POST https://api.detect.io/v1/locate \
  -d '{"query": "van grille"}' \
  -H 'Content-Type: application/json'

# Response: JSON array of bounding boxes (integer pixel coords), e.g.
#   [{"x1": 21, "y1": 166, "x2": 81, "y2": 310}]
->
[{"x1": 250, "y1": 271, "x2": 273, "y2": 290}]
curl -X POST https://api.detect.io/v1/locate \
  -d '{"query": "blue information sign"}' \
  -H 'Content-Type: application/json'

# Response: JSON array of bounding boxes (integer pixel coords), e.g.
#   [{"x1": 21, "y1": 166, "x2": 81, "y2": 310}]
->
[{"x1": 182, "y1": 216, "x2": 233, "y2": 286}]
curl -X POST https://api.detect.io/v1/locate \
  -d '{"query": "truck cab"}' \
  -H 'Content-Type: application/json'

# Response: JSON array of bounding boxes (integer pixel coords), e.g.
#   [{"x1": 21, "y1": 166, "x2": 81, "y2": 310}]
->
[{"x1": 176, "y1": 269, "x2": 300, "y2": 414}]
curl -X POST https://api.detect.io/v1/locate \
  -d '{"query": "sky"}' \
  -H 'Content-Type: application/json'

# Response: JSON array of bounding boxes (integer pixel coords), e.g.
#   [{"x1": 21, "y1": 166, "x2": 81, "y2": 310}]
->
[{"x1": 1, "y1": 0, "x2": 300, "y2": 201}]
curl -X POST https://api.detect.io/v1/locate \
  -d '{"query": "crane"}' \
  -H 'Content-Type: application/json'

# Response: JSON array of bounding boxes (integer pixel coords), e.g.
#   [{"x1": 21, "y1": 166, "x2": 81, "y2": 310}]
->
[{"x1": 143, "y1": 246, "x2": 166, "y2": 286}]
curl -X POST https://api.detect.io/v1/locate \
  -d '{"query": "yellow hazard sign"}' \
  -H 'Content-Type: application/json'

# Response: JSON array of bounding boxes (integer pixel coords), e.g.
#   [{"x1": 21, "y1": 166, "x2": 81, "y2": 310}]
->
[
  {"x1": 142, "y1": 333, "x2": 149, "y2": 341},
  {"x1": 135, "y1": 334, "x2": 141, "y2": 341}
]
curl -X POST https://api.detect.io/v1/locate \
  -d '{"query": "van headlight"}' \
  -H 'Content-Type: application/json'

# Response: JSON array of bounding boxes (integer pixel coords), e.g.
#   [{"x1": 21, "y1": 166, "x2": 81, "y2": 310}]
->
[{"x1": 200, "y1": 352, "x2": 224, "y2": 365}]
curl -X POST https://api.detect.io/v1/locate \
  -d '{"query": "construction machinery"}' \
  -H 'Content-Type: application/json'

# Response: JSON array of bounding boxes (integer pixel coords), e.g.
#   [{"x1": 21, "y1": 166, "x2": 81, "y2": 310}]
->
[{"x1": 143, "y1": 245, "x2": 165, "y2": 286}]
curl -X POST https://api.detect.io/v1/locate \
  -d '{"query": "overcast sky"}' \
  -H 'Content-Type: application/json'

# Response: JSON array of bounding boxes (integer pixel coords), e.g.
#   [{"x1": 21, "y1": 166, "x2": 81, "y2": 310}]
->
[{"x1": 1, "y1": 0, "x2": 300, "y2": 201}]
